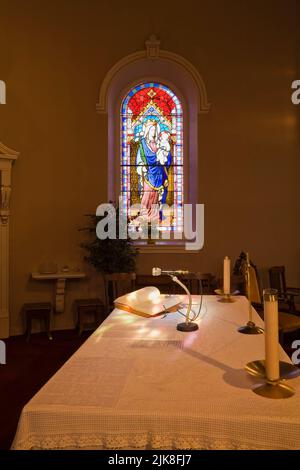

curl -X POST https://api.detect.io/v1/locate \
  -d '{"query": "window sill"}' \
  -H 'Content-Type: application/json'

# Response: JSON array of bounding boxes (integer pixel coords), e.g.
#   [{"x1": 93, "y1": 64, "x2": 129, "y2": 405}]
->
[{"x1": 135, "y1": 242, "x2": 199, "y2": 254}]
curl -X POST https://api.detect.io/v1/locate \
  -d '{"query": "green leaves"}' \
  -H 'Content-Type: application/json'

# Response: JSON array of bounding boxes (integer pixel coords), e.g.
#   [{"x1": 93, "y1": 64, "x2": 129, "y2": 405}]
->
[{"x1": 79, "y1": 206, "x2": 138, "y2": 274}]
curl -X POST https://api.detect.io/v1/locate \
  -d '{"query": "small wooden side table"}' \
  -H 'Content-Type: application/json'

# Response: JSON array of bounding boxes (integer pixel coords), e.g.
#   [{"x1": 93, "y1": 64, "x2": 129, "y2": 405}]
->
[
  {"x1": 74, "y1": 298, "x2": 104, "y2": 336},
  {"x1": 22, "y1": 302, "x2": 53, "y2": 342}
]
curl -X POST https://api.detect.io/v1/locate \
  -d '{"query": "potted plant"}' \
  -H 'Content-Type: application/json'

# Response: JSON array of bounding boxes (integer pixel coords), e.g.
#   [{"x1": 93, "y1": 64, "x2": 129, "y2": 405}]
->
[{"x1": 79, "y1": 204, "x2": 138, "y2": 274}]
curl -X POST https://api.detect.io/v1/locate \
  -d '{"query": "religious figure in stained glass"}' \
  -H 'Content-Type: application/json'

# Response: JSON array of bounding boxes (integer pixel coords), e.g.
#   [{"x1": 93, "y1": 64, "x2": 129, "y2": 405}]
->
[
  {"x1": 136, "y1": 119, "x2": 172, "y2": 221},
  {"x1": 121, "y1": 83, "x2": 183, "y2": 233}
]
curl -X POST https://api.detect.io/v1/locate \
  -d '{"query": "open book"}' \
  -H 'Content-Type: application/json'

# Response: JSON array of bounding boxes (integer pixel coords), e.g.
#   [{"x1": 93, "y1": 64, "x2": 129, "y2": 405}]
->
[{"x1": 114, "y1": 286, "x2": 181, "y2": 317}]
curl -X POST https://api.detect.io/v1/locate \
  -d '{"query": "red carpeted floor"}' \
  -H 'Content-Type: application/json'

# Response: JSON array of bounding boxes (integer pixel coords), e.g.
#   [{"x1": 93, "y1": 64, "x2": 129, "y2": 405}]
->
[{"x1": 0, "y1": 330, "x2": 92, "y2": 450}]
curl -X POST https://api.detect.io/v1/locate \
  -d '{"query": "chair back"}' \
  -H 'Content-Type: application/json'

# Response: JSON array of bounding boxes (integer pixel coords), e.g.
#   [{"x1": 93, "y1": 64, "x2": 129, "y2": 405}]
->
[
  {"x1": 179, "y1": 273, "x2": 197, "y2": 294},
  {"x1": 136, "y1": 274, "x2": 174, "y2": 294},
  {"x1": 269, "y1": 266, "x2": 286, "y2": 296},
  {"x1": 104, "y1": 272, "x2": 136, "y2": 312},
  {"x1": 196, "y1": 272, "x2": 214, "y2": 294},
  {"x1": 180, "y1": 272, "x2": 213, "y2": 295},
  {"x1": 245, "y1": 265, "x2": 300, "y2": 345}
]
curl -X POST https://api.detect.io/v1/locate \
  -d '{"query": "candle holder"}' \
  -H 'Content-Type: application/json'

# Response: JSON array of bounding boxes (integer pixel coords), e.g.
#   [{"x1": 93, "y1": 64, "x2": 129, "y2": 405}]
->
[
  {"x1": 246, "y1": 288, "x2": 295, "y2": 399},
  {"x1": 238, "y1": 321, "x2": 263, "y2": 334},
  {"x1": 245, "y1": 359, "x2": 300, "y2": 380},
  {"x1": 237, "y1": 253, "x2": 263, "y2": 335},
  {"x1": 214, "y1": 289, "x2": 235, "y2": 303},
  {"x1": 252, "y1": 379, "x2": 295, "y2": 399}
]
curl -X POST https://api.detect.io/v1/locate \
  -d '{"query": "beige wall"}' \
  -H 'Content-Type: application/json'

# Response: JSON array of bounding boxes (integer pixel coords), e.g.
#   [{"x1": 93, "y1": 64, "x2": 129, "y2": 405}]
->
[{"x1": 0, "y1": 0, "x2": 299, "y2": 335}]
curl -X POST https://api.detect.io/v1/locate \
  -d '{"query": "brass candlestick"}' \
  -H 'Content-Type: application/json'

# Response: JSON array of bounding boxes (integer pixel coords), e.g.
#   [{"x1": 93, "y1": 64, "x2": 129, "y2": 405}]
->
[
  {"x1": 252, "y1": 379, "x2": 295, "y2": 399},
  {"x1": 238, "y1": 253, "x2": 263, "y2": 335},
  {"x1": 245, "y1": 289, "x2": 295, "y2": 399},
  {"x1": 245, "y1": 359, "x2": 300, "y2": 380}
]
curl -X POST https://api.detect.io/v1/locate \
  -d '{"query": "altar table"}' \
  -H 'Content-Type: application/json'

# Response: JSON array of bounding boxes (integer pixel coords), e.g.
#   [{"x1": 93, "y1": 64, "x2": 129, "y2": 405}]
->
[{"x1": 12, "y1": 296, "x2": 300, "y2": 450}]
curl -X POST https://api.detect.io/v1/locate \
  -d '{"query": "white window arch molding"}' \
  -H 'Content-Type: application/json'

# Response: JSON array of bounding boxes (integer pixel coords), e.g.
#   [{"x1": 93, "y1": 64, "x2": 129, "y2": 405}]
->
[{"x1": 97, "y1": 36, "x2": 210, "y2": 252}]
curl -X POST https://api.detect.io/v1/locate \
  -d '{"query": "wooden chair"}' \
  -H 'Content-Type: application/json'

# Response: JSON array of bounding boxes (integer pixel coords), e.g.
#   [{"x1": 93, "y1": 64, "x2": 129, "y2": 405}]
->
[
  {"x1": 269, "y1": 266, "x2": 300, "y2": 314},
  {"x1": 179, "y1": 272, "x2": 214, "y2": 295},
  {"x1": 197, "y1": 273, "x2": 215, "y2": 294},
  {"x1": 180, "y1": 273, "x2": 213, "y2": 295},
  {"x1": 74, "y1": 298, "x2": 104, "y2": 336},
  {"x1": 104, "y1": 272, "x2": 136, "y2": 314},
  {"x1": 136, "y1": 274, "x2": 174, "y2": 294},
  {"x1": 22, "y1": 302, "x2": 53, "y2": 342},
  {"x1": 252, "y1": 266, "x2": 300, "y2": 345}
]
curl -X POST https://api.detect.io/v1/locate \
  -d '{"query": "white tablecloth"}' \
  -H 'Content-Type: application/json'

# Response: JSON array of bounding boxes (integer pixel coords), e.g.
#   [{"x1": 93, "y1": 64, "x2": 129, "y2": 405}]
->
[{"x1": 12, "y1": 296, "x2": 300, "y2": 450}]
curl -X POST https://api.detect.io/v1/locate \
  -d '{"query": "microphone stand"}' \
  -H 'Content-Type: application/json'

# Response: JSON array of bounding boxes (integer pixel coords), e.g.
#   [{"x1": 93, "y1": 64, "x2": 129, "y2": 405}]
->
[{"x1": 168, "y1": 275, "x2": 199, "y2": 332}]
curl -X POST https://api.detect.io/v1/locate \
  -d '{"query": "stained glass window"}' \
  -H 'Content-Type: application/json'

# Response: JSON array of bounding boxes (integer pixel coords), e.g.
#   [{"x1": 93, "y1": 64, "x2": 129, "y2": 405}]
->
[{"x1": 120, "y1": 82, "x2": 183, "y2": 235}]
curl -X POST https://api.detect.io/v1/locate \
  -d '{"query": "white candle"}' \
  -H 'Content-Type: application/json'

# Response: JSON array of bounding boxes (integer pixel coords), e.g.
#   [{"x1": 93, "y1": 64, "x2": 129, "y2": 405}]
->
[
  {"x1": 263, "y1": 289, "x2": 280, "y2": 382},
  {"x1": 223, "y1": 256, "x2": 230, "y2": 295}
]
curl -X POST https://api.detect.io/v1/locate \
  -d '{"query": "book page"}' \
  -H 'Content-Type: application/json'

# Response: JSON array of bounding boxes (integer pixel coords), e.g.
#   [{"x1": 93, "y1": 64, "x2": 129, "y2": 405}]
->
[{"x1": 114, "y1": 287, "x2": 181, "y2": 317}]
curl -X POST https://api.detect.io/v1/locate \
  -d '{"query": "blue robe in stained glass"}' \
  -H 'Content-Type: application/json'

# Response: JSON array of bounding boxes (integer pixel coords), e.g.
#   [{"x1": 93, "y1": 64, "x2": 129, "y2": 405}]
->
[{"x1": 136, "y1": 137, "x2": 172, "y2": 205}]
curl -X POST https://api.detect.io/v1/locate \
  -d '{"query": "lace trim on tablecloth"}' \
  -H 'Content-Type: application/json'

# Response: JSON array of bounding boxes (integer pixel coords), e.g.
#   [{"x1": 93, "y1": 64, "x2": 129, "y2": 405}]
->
[{"x1": 11, "y1": 432, "x2": 286, "y2": 450}]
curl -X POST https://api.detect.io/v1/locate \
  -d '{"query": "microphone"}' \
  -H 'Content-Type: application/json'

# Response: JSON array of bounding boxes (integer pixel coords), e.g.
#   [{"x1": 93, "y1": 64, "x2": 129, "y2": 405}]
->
[
  {"x1": 152, "y1": 267, "x2": 189, "y2": 277},
  {"x1": 152, "y1": 267, "x2": 199, "y2": 332}
]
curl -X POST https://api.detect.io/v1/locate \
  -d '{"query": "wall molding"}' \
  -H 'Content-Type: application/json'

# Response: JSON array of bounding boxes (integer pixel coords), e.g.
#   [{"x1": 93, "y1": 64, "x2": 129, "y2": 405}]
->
[
  {"x1": 0, "y1": 142, "x2": 19, "y2": 338},
  {"x1": 96, "y1": 35, "x2": 210, "y2": 114}
]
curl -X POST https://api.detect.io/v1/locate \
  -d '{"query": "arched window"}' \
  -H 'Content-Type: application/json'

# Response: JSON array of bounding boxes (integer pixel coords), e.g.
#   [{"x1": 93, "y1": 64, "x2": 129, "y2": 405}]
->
[
  {"x1": 98, "y1": 36, "x2": 210, "y2": 251},
  {"x1": 120, "y1": 82, "x2": 183, "y2": 234}
]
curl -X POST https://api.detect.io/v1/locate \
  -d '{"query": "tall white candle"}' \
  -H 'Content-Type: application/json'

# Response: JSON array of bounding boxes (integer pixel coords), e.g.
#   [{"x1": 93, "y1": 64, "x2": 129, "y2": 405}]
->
[
  {"x1": 263, "y1": 289, "x2": 280, "y2": 382},
  {"x1": 223, "y1": 256, "x2": 230, "y2": 295}
]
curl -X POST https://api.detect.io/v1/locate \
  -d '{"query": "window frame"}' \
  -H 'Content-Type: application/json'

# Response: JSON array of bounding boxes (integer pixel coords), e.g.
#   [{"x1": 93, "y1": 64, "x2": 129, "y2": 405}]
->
[
  {"x1": 119, "y1": 80, "x2": 187, "y2": 237},
  {"x1": 101, "y1": 50, "x2": 210, "y2": 252}
]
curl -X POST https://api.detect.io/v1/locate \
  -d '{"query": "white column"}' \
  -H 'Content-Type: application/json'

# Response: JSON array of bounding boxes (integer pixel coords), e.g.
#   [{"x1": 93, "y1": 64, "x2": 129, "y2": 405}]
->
[
  {"x1": 0, "y1": 143, "x2": 19, "y2": 338},
  {"x1": 56, "y1": 278, "x2": 66, "y2": 313}
]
